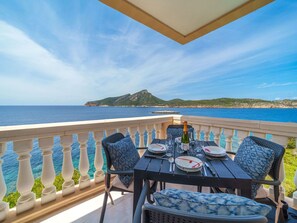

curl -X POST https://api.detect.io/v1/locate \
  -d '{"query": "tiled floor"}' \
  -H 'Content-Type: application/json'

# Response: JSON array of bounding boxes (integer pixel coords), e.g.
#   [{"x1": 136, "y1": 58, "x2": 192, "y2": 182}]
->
[{"x1": 38, "y1": 184, "x2": 203, "y2": 223}]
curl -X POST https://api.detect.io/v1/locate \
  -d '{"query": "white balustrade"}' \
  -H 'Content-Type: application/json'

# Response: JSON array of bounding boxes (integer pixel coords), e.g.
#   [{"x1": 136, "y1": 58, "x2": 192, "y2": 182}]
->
[
  {"x1": 0, "y1": 115, "x2": 297, "y2": 222},
  {"x1": 39, "y1": 137, "x2": 56, "y2": 204},
  {"x1": 78, "y1": 133, "x2": 90, "y2": 189},
  {"x1": 94, "y1": 131, "x2": 105, "y2": 183},
  {"x1": 0, "y1": 143, "x2": 8, "y2": 221},
  {"x1": 61, "y1": 135, "x2": 75, "y2": 196},
  {"x1": 14, "y1": 139, "x2": 36, "y2": 214}
]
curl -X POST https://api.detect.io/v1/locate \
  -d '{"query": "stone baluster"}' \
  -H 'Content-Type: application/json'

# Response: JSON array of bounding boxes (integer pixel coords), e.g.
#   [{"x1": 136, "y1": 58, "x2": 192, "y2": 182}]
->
[
  {"x1": 237, "y1": 130, "x2": 249, "y2": 145},
  {"x1": 94, "y1": 131, "x2": 105, "y2": 183},
  {"x1": 270, "y1": 135, "x2": 288, "y2": 201},
  {"x1": 224, "y1": 129, "x2": 234, "y2": 152},
  {"x1": 61, "y1": 135, "x2": 75, "y2": 196},
  {"x1": 14, "y1": 140, "x2": 36, "y2": 214},
  {"x1": 128, "y1": 127, "x2": 137, "y2": 145},
  {"x1": 154, "y1": 124, "x2": 162, "y2": 139},
  {"x1": 118, "y1": 127, "x2": 127, "y2": 136},
  {"x1": 106, "y1": 129, "x2": 115, "y2": 137},
  {"x1": 146, "y1": 125, "x2": 154, "y2": 145},
  {"x1": 193, "y1": 125, "x2": 201, "y2": 140},
  {"x1": 138, "y1": 127, "x2": 145, "y2": 148},
  {"x1": 201, "y1": 126, "x2": 211, "y2": 141},
  {"x1": 0, "y1": 143, "x2": 8, "y2": 221},
  {"x1": 211, "y1": 127, "x2": 221, "y2": 146},
  {"x1": 78, "y1": 133, "x2": 90, "y2": 189},
  {"x1": 39, "y1": 137, "x2": 56, "y2": 204}
]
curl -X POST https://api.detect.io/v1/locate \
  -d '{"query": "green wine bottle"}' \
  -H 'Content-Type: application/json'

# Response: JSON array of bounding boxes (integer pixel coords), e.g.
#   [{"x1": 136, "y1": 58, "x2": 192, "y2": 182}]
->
[{"x1": 181, "y1": 121, "x2": 189, "y2": 151}]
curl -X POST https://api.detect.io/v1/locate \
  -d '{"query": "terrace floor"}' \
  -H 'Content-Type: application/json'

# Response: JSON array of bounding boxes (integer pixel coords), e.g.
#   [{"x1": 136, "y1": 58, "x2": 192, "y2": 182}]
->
[{"x1": 36, "y1": 184, "x2": 297, "y2": 223}]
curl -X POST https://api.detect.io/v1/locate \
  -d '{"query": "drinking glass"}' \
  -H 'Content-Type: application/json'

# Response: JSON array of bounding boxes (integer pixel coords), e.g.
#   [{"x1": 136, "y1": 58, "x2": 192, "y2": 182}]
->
[
  {"x1": 195, "y1": 141, "x2": 205, "y2": 159},
  {"x1": 165, "y1": 134, "x2": 173, "y2": 157}
]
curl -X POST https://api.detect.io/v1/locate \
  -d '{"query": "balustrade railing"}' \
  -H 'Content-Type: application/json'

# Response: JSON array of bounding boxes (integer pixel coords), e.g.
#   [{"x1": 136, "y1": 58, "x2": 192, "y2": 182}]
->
[
  {"x1": 0, "y1": 114, "x2": 296, "y2": 222},
  {"x1": 0, "y1": 115, "x2": 173, "y2": 222}
]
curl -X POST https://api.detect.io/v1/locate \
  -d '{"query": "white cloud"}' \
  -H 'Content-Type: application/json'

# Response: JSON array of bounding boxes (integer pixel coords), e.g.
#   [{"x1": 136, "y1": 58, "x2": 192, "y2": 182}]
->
[{"x1": 258, "y1": 82, "x2": 297, "y2": 89}]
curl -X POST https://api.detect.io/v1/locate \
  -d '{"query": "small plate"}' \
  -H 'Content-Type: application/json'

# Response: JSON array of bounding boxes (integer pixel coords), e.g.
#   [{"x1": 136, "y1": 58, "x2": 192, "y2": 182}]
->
[
  {"x1": 203, "y1": 146, "x2": 226, "y2": 157},
  {"x1": 175, "y1": 156, "x2": 203, "y2": 172},
  {"x1": 148, "y1": 143, "x2": 166, "y2": 154}
]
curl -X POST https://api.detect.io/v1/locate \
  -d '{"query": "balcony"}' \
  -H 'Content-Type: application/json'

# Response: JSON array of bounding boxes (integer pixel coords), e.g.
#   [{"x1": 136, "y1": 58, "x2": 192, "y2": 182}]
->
[{"x1": 0, "y1": 115, "x2": 296, "y2": 222}]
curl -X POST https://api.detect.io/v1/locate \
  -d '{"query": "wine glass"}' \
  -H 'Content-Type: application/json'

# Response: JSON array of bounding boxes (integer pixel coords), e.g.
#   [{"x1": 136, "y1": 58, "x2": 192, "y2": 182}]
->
[
  {"x1": 195, "y1": 141, "x2": 205, "y2": 159},
  {"x1": 165, "y1": 134, "x2": 173, "y2": 158}
]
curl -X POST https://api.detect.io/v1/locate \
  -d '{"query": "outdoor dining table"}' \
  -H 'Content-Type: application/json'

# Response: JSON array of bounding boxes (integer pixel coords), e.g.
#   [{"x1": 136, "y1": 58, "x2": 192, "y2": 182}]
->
[{"x1": 133, "y1": 139, "x2": 252, "y2": 214}]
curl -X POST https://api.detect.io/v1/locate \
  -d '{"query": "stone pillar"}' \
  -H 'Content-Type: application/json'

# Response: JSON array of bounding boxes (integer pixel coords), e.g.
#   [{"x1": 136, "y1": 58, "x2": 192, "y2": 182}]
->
[
  {"x1": 94, "y1": 131, "x2": 105, "y2": 183},
  {"x1": 14, "y1": 140, "x2": 36, "y2": 214},
  {"x1": 224, "y1": 129, "x2": 234, "y2": 152},
  {"x1": 39, "y1": 137, "x2": 56, "y2": 204},
  {"x1": 61, "y1": 135, "x2": 75, "y2": 196},
  {"x1": 78, "y1": 133, "x2": 90, "y2": 189},
  {"x1": 0, "y1": 143, "x2": 8, "y2": 221}
]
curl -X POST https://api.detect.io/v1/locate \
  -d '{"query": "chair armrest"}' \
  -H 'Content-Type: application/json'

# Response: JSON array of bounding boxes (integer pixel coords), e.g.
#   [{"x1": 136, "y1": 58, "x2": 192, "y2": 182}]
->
[
  {"x1": 137, "y1": 147, "x2": 148, "y2": 150},
  {"x1": 252, "y1": 179, "x2": 281, "y2": 186},
  {"x1": 107, "y1": 169, "x2": 134, "y2": 175}
]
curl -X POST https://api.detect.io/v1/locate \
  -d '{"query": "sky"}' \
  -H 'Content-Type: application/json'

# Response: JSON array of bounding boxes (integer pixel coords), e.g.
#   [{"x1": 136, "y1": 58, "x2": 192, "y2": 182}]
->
[{"x1": 0, "y1": 0, "x2": 296, "y2": 105}]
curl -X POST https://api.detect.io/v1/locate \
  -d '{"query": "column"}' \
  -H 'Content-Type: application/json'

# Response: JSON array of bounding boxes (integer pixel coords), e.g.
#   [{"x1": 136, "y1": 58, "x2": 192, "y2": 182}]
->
[
  {"x1": 0, "y1": 143, "x2": 8, "y2": 221},
  {"x1": 138, "y1": 127, "x2": 145, "y2": 148},
  {"x1": 237, "y1": 130, "x2": 249, "y2": 146},
  {"x1": 94, "y1": 131, "x2": 105, "y2": 183},
  {"x1": 14, "y1": 139, "x2": 36, "y2": 214},
  {"x1": 211, "y1": 127, "x2": 221, "y2": 146},
  {"x1": 39, "y1": 137, "x2": 56, "y2": 204},
  {"x1": 224, "y1": 129, "x2": 234, "y2": 152},
  {"x1": 146, "y1": 125, "x2": 153, "y2": 146},
  {"x1": 128, "y1": 127, "x2": 137, "y2": 144},
  {"x1": 61, "y1": 135, "x2": 75, "y2": 196},
  {"x1": 78, "y1": 133, "x2": 90, "y2": 189}
]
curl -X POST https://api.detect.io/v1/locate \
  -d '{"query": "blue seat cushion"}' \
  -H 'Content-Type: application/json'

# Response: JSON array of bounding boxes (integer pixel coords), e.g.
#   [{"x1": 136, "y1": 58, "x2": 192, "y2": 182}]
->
[
  {"x1": 107, "y1": 136, "x2": 140, "y2": 188},
  {"x1": 154, "y1": 189, "x2": 271, "y2": 216},
  {"x1": 234, "y1": 137, "x2": 275, "y2": 198}
]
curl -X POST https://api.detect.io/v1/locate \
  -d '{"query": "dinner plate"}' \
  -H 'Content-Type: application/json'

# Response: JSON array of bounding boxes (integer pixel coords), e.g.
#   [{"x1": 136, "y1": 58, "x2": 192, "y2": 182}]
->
[
  {"x1": 148, "y1": 143, "x2": 166, "y2": 154},
  {"x1": 175, "y1": 156, "x2": 203, "y2": 172},
  {"x1": 203, "y1": 146, "x2": 226, "y2": 157}
]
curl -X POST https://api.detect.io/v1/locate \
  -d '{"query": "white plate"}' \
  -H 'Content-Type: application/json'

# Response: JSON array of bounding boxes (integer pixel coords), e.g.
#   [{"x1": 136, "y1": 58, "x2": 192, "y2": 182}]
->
[
  {"x1": 203, "y1": 146, "x2": 226, "y2": 157},
  {"x1": 148, "y1": 143, "x2": 166, "y2": 154},
  {"x1": 175, "y1": 156, "x2": 203, "y2": 172}
]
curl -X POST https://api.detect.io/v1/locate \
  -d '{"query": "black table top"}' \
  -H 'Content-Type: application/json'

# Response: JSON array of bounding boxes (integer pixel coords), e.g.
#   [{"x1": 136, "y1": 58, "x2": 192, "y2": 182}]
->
[{"x1": 134, "y1": 139, "x2": 252, "y2": 190}]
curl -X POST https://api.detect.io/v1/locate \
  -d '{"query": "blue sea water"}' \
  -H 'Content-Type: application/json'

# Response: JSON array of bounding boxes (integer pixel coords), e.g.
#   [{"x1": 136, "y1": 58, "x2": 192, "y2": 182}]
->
[{"x1": 0, "y1": 106, "x2": 296, "y2": 194}]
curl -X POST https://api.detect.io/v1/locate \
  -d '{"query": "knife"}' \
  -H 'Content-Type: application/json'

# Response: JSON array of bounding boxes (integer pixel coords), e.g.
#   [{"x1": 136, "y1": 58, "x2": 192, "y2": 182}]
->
[{"x1": 205, "y1": 162, "x2": 217, "y2": 176}]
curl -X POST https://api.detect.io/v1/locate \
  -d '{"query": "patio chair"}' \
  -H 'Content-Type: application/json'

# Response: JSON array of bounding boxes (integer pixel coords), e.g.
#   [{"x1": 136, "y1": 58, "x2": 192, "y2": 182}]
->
[
  {"x1": 212, "y1": 136, "x2": 285, "y2": 222},
  {"x1": 133, "y1": 181, "x2": 268, "y2": 223},
  {"x1": 166, "y1": 124, "x2": 194, "y2": 140},
  {"x1": 100, "y1": 133, "x2": 156, "y2": 223}
]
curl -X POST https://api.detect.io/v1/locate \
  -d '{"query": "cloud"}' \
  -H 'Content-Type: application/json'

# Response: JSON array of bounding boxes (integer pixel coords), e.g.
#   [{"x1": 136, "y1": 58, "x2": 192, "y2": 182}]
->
[{"x1": 258, "y1": 82, "x2": 297, "y2": 89}]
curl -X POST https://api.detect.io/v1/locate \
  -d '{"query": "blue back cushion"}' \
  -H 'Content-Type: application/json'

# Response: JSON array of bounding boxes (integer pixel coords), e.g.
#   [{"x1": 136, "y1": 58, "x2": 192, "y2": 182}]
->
[
  {"x1": 107, "y1": 136, "x2": 140, "y2": 187},
  {"x1": 154, "y1": 189, "x2": 271, "y2": 216},
  {"x1": 234, "y1": 137, "x2": 275, "y2": 198},
  {"x1": 167, "y1": 125, "x2": 194, "y2": 140}
]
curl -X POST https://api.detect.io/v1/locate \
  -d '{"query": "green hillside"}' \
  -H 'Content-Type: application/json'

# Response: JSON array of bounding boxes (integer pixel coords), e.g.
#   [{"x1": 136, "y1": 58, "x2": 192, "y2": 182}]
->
[{"x1": 85, "y1": 90, "x2": 297, "y2": 108}]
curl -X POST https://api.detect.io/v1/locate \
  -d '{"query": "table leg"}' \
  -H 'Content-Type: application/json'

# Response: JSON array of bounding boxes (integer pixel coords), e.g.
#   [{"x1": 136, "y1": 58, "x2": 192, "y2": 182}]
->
[
  {"x1": 133, "y1": 173, "x2": 143, "y2": 216},
  {"x1": 238, "y1": 184, "x2": 252, "y2": 199}
]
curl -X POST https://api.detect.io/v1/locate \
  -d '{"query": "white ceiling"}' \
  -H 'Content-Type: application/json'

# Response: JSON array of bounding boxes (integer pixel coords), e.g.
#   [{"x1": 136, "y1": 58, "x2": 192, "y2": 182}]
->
[{"x1": 127, "y1": 0, "x2": 249, "y2": 36}]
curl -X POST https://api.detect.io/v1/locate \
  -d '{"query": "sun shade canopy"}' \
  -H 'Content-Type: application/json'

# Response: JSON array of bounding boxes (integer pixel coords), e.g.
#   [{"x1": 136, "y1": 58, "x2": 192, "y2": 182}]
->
[{"x1": 100, "y1": 0, "x2": 273, "y2": 44}]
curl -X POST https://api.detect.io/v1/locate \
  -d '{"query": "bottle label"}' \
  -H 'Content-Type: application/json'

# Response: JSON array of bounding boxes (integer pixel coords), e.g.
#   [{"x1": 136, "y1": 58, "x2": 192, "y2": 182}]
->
[{"x1": 181, "y1": 143, "x2": 189, "y2": 151}]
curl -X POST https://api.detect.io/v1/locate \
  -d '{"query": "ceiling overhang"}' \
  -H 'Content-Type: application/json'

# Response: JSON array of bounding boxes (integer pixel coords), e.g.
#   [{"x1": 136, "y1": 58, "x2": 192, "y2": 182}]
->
[{"x1": 100, "y1": 0, "x2": 274, "y2": 44}]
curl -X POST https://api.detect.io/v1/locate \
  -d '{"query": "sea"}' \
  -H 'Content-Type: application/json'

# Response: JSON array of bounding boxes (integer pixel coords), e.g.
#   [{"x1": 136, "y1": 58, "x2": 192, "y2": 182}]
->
[{"x1": 1, "y1": 106, "x2": 297, "y2": 194}]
